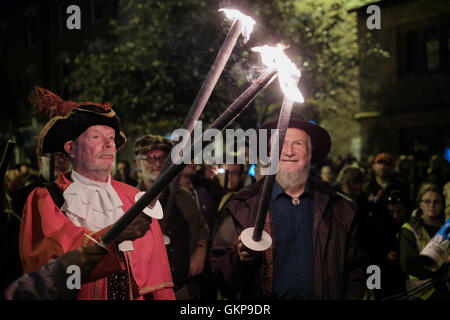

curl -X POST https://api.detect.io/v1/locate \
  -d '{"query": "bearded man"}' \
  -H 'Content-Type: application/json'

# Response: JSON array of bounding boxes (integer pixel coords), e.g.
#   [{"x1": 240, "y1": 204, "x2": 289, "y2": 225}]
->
[
  {"x1": 209, "y1": 114, "x2": 365, "y2": 300},
  {"x1": 19, "y1": 88, "x2": 174, "y2": 300},
  {"x1": 135, "y1": 135, "x2": 209, "y2": 299}
]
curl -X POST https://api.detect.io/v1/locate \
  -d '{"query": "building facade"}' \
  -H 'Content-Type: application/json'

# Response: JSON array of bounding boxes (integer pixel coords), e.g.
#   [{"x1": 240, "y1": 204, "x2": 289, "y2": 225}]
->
[
  {"x1": 0, "y1": 0, "x2": 118, "y2": 163},
  {"x1": 354, "y1": 0, "x2": 450, "y2": 164}
]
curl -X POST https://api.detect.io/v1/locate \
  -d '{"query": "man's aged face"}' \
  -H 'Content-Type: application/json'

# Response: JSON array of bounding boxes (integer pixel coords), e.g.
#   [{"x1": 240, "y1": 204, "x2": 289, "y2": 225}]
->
[
  {"x1": 136, "y1": 149, "x2": 168, "y2": 184},
  {"x1": 276, "y1": 128, "x2": 312, "y2": 191},
  {"x1": 70, "y1": 125, "x2": 117, "y2": 174},
  {"x1": 278, "y1": 128, "x2": 311, "y2": 173}
]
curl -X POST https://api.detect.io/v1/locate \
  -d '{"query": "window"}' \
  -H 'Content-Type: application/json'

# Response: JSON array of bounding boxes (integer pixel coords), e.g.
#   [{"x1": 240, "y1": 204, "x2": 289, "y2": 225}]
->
[
  {"x1": 405, "y1": 31, "x2": 419, "y2": 73},
  {"x1": 58, "y1": 0, "x2": 69, "y2": 37},
  {"x1": 401, "y1": 24, "x2": 450, "y2": 75},
  {"x1": 425, "y1": 28, "x2": 440, "y2": 71},
  {"x1": 91, "y1": 0, "x2": 104, "y2": 24},
  {"x1": 0, "y1": 24, "x2": 5, "y2": 60},
  {"x1": 26, "y1": 17, "x2": 38, "y2": 50},
  {"x1": 447, "y1": 28, "x2": 450, "y2": 68}
]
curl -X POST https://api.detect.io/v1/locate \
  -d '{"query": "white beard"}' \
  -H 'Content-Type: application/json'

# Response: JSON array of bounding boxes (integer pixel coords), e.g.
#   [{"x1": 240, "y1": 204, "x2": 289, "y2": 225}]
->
[
  {"x1": 276, "y1": 163, "x2": 310, "y2": 192},
  {"x1": 141, "y1": 168, "x2": 160, "y2": 185},
  {"x1": 85, "y1": 159, "x2": 115, "y2": 172}
]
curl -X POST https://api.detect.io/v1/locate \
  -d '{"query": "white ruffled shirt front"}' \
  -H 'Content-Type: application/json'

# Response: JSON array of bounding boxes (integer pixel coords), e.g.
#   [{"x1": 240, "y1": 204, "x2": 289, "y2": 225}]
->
[{"x1": 62, "y1": 170, "x2": 133, "y2": 251}]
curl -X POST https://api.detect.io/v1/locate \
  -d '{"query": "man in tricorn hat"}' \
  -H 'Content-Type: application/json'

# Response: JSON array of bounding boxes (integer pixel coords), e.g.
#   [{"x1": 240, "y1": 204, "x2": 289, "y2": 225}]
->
[
  {"x1": 209, "y1": 114, "x2": 366, "y2": 299},
  {"x1": 19, "y1": 87, "x2": 174, "y2": 300}
]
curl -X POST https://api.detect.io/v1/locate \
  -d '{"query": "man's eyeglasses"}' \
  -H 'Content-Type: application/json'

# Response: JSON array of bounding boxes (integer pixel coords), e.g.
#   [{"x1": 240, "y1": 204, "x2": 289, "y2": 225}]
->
[
  {"x1": 137, "y1": 154, "x2": 168, "y2": 164},
  {"x1": 420, "y1": 199, "x2": 443, "y2": 206}
]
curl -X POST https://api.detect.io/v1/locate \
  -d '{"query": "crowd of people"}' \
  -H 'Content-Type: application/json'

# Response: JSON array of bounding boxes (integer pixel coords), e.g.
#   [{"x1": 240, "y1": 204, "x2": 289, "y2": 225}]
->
[
  {"x1": 317, "y1": 152, "x2": 450, "y2": 300},
  {"x1": 1, "y1": 87, "x2": 449, "y2": 300}
]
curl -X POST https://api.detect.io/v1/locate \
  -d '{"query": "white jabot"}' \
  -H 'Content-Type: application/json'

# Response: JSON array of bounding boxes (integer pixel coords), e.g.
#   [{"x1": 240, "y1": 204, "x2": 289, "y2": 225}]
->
[{"x1": 62, "y1": 170, "x2": 133, "y2": 251}]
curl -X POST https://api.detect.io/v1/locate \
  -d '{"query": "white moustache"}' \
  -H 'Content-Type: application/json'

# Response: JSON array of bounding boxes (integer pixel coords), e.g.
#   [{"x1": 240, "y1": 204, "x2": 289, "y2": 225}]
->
[{"x1": 97, "y1": 152, "x2": 116, "y2": 158}]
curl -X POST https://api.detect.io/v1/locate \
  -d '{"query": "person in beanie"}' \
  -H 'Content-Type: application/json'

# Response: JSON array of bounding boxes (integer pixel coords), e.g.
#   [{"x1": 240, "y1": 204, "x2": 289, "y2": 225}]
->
[
  {"x1": 209, "y1": 114, "x2": 365, "y2": 300},
  {"x1": 19, "y1": 87, "x2": 174, "y2": 300},
  {"x1": 362, "y1": 152, "x2": 409, "y2": 291},
  {"x1": 134, "y1": 134, "x2": 173, "y2": 191},
  {"x1": 363, "y1": 152, "x2": 409, "y2": 225},
  {"x1": 135, "y1": 134, "x2": 209, "y2": 299}
]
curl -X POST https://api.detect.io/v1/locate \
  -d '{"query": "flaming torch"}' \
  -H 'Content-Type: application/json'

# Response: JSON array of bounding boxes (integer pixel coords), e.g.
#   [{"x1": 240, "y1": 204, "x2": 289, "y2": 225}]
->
[
  {"x1": 162, "y1": 9, "x2": 255, "y2": 168},
  {"x1": 240, "y1": 44, "x2": 304, "y2": 251},
  {"x1": 176, "y1": 9, "x2": 255, "y2": 146},
  {"x1": 101, "y1": 65, "x2": 277, "y2": 246},
  {"x1": 156, "y1": 9, "x2": 255, "y2": 241}
]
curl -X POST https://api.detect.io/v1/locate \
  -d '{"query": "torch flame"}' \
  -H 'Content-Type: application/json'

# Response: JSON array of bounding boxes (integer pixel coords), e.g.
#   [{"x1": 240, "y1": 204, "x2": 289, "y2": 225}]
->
[
  {"x1": 219, "y1": 9, "x2": 256, "y2": 43},
  {"x1": 252, "y1": 44, "x2": 304, "y2": 103}
]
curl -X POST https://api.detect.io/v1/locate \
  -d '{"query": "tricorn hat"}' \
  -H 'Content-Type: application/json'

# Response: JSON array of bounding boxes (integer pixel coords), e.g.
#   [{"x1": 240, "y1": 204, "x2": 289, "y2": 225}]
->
[
  {"x1": 259, "y1": 113, "x2": 331, "y2": 164},
  {"x1": 29, "y1": 87, "x2": 127, "y2": 154}
]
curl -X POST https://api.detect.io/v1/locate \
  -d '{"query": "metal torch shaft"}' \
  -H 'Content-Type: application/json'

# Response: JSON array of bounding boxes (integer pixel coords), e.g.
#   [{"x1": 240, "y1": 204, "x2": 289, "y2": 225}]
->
[
  {"x1": 101, "y1": 69, "x2": 278, "y2": 245},
  {"x1": 252, "y1": 96, "x2": 294, "y2": 241},
  {"x1": 180, "y1": 18, "x2": 242, "y2": 141},
  {"x1": 158, "y1": 19, "x2": 243, "y2": 232},
  {"x1": 160, "y1": 18, "x2": 243, "y2": 175}
]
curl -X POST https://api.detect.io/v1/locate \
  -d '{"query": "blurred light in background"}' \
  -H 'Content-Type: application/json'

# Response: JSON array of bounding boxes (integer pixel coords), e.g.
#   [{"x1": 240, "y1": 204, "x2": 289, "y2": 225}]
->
[
  {"x1": 444, "y1": 147, "x2": 450, "y2": 163},
  {"x1": 248, "y1": 164, "x2": 256, "y2": 177}
]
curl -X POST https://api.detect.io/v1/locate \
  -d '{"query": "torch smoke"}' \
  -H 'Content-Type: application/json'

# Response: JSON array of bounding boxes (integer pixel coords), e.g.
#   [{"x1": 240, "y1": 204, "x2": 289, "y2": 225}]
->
[{"x1": 219, "y1": 8, "x2": 256, "y2": 43}]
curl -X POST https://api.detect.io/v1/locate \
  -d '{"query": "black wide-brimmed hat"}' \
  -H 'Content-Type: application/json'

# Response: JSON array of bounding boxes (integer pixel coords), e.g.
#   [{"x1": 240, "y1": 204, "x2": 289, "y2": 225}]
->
[
  {"x1": 259, "y1": 113, "x2": 331, "y2": 164},
  {"x1": 29, "y1": 87, "x2": 127, "y2": 154}
]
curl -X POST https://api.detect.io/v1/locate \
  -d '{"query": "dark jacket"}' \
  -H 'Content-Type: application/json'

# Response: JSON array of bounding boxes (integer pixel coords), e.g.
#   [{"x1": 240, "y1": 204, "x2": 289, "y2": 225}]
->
[
  {"x1": 2, "y1": 259, "x2": 76, "y2": 300},
  {"x1": 0, "y1": 210, "x2": 23, "y2": 291},
  {"x1": 209, "y1": 176, "x2": 365, "y2": 300},
  {"x1": 143, "y1": 184, "x2": 210, "y2": 290}
]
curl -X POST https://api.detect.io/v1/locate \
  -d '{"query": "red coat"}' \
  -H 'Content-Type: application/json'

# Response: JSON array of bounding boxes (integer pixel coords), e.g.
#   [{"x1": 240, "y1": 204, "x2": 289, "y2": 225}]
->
[{"x1": 19, "y1": 172, "x2": 175, "y2": 300}]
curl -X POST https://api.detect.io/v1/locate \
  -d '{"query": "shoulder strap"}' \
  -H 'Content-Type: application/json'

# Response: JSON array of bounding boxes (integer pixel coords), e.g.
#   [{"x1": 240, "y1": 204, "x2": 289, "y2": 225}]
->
[
  {"x1": 336, "y1": 191, "x2": 354, "y2": 204},
  {"x1": 45, "y1": 182, "x2": 65, "y2": 211},
  {"x1": 218, "y1": 192, "x2": 236, "y2": 212},
  {"x1": 401, "y1": 222, "x2": 430, "y2": 252},
  {"x1": 401, "y1": 222, "x2": 413, "y2": 232}
]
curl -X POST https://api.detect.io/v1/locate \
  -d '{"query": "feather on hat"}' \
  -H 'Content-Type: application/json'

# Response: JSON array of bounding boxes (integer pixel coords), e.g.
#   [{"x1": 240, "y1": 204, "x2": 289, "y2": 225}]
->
[{"x1": 30, "y1": 87, "x2": 126, "y2": 154}]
